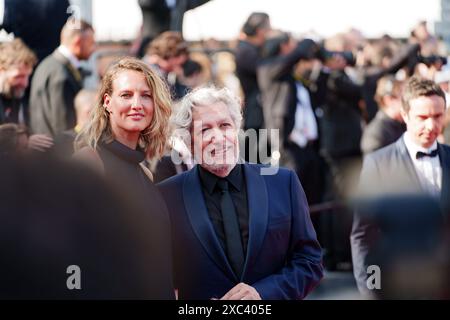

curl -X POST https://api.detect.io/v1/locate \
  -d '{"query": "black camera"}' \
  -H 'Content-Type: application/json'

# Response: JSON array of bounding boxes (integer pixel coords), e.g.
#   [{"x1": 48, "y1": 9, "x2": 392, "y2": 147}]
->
[
  {"x1": 418, "y1": 55, "x2": 448, "y2": 67},
  {"x1": 318, "y1": 47, "x2": 356, "y2": 66}
]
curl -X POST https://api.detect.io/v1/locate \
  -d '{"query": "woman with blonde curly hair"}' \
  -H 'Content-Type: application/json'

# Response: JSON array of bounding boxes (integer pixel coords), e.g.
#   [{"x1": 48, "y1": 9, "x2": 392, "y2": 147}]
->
[
  {"x1": 75, "y1": 57, "x2": 171, "y2": 162},
  {"x1": 74, "y1": 56, "x2": 175, "y2": 299}
]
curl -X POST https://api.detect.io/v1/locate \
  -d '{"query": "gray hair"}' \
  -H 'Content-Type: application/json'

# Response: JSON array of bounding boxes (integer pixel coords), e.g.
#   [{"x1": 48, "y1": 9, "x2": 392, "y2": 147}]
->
[{"x1": 172, "y1": 86, "x2": 243, "y2": 137}]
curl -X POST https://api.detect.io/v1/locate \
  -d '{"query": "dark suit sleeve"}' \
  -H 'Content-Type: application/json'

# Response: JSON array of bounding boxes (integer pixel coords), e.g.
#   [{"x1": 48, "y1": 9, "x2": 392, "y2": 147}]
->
[
  {"x1": 138, "y1": 0, "x2": 162, "y2": 9},
  {"x1": 365, "y1": 44, "x2": 421, "y2": 79},
  {"x1": 350, "y1": 154, "x2": 379, "y2": 297},
  {"x1": 252, "y1": 171, "x2": 324, "y2": 299},
  {"x1": 186, "y1": 0, "x2": 210, "y2": 10},
  {"x1": 235, "y1": 45, "x2": 259, "y2": 76},
  {"x1": 261, "y1": 39, "x2": 319, "y2": 81}
]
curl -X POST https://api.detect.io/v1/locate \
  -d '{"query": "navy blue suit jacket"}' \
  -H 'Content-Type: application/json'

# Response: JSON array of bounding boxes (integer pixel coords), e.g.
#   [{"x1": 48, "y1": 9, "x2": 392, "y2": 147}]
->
[
  {"x1": 351, "y1": 137, "x2": 450, "y2": 295},
  {"x1": 157, "y1": 163, "x2": 323, "y2": 300}
]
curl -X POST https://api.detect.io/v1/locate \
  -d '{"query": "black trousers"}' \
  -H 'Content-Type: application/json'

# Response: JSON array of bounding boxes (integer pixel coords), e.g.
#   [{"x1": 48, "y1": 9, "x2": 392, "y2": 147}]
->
[{"x1": 285, "y1": 141, "x2": 324, "y2": 205}]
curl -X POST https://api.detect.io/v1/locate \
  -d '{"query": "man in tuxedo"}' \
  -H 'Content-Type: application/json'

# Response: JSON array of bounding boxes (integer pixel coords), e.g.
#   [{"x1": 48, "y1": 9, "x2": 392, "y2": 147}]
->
[
  {"x1": 158, "y1": 86, "x2": 323, "y2": 300},
  {"x1": 351, "y1": 76, "x2": 450, "y2": 297},
  {"x1": 29, "y1": 18, "x2": 95, "y2": 137}
]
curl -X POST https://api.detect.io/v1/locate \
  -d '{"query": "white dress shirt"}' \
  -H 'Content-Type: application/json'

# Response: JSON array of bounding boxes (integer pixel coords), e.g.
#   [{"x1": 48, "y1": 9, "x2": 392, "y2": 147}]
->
[
  {"x1": 289, "y1": 82, "x2": 318, "y2": 148},
  {"x1": 403, "y1": 133, "x2": 442, "y2": 197}
]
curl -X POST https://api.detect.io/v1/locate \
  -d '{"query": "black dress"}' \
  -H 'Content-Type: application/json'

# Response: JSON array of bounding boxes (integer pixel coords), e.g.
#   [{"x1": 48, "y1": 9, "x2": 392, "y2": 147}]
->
[{"x1": 97, "y1": 140, "x2": 175, "y2": 299}]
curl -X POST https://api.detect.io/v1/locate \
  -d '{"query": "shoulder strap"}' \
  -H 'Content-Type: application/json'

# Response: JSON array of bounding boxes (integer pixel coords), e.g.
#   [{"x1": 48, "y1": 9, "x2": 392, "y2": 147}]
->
[{"x1": 139, "y1": 162, "x2": 154, "y2": 182}]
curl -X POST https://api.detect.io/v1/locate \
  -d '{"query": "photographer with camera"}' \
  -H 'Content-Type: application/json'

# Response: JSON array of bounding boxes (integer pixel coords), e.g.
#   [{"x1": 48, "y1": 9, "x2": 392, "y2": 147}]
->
[
  {"x1": 356, "y1": 38, "x2": 421, "y2": 122},
  {"x1": 257, "y1": 31, "x2": 327, "y2": 208},
  {"x1": 295, "y1": 36, "x2": 363, "y2": 270},
  {"x1": 257, "y1": 31, "x2": 320, "y2": 168}
]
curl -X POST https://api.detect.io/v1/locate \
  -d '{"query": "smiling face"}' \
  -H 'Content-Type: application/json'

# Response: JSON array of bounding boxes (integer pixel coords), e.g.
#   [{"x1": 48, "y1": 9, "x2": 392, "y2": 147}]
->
[
  {"x1": 103, "y1": 70, "x2": 154, "y2": 147},
  {"x1": 191, "y1": 101, "x2": 239, "y2": 177},
  {"x1": 401, "y1": 95, "x2": 445, "y2": 148}
]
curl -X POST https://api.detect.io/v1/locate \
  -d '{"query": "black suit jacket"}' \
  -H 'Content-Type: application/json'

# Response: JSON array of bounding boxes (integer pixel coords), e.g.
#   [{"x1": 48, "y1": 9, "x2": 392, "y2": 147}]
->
[
  {"x1": 318, "y1": 69, "x2": 363, "y2": 158},
  {"x1": 29, "y1": 50, "x2": 82, "y2": 136},
  {"x1": 351, "y1": 137, "x2": 450, "y2": 295},
  {"x1": 235, "y1": 40, "x2": 264, "y2": 130}
]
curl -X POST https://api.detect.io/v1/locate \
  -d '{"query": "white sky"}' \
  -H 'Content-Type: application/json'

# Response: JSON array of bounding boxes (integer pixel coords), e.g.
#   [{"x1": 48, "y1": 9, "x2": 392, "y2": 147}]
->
[{"x1": 92, "y1": 0, "x2": 442, "y2": 41}]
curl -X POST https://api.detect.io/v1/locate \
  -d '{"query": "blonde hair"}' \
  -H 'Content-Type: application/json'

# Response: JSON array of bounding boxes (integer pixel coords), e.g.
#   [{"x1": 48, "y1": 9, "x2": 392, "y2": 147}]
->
[
  {"x1": 0, "y1": 38, "x2": 37, "y2": 70},
  {"x1": 75, "y1": 57, "x2": 172, "y2": 158}
]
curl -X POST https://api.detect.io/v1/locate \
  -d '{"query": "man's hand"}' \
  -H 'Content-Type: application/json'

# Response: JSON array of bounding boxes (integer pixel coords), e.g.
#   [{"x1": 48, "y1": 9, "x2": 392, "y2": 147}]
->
[
  {"x1": 28, "y1": 134, "x2": 54, "y2": 152},
  {"x1": 220, "y1": 283, "x2": 261, "y2": 300}
]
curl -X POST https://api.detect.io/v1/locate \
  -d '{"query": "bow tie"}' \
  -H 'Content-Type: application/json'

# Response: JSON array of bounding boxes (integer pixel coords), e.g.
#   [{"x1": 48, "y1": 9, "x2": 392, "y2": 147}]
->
[{"x1": 416, "y1": 149, "x2": 438, "y2": 159}]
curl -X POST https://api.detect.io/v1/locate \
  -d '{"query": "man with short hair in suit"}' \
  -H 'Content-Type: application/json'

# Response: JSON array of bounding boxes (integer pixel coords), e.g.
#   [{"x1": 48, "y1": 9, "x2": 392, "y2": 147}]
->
[
  {"x1": 29, "y1": 18, "x2": 95, "y2": 137},
  {"x1": 158, "y1": 86, "x2": 323, "y2": 300},
  {"x1": 351, "y1": 76, "x2": 450, "y2": 297}
]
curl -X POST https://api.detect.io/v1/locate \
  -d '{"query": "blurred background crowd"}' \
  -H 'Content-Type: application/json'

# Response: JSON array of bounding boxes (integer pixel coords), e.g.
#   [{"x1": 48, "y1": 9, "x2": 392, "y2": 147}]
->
[{"x1": 1, "y1": 0, "x2": 450, "y2": 299}]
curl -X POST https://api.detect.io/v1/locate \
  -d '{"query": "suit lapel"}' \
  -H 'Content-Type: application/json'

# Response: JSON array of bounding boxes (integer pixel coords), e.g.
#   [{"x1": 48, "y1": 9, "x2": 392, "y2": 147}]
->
[
  {"x1": 396, "y1": 138, "x2": 423, "y2": 191},
  {"x1": 182, "y1": 166, "x2": 237, "y2": 281},
  {"x1": 241, "y1": 164, "x2": 269, "y2": 280},
  {"x1": 438, "y1": 144, "x2": 450, "y2": 218}
]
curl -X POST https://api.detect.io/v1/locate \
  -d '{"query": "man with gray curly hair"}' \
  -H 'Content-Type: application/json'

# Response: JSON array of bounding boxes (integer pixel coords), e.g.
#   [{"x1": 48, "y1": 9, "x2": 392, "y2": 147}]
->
[
  {"x1": 158, "y1": 85, "x2": 323, "y2": 300},
  {"x1": 171, "y1": 86, "x2": 242, "y2": 177}
]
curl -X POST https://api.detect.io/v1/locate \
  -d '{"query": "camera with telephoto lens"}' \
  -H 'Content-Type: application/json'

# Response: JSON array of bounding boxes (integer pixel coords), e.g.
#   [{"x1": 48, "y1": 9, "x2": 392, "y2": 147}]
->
[{"x1": 317, "y1": 47, "x2": 356, "y2": 66}]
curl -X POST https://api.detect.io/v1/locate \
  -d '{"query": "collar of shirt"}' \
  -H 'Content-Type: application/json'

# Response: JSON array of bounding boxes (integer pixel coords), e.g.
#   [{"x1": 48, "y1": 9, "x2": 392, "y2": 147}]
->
[
  {"x1": 57, "y1": 45, "x2": 81, "y2": 69},
  {"x1": 403, "y1": 133, "x2": 438, "y2": 160},
  {"x1": 198, "y1": 164, "x2": 243, "y2": 195}
]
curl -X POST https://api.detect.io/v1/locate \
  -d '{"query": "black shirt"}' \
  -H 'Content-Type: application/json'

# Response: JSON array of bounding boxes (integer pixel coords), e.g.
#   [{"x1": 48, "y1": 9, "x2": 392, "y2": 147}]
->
[
  {"x1": 0, "y1": 95, "x2": 21, "y2": 124},
  {"x1": 198, "y1": 164, "x2": 249, "y2": 255}
]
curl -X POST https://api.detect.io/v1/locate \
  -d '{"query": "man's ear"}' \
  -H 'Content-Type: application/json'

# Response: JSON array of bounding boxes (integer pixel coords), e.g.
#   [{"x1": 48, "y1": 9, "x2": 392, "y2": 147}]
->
[{"x1": 71, "y1": 35, "x2": 82, "y2": 55}]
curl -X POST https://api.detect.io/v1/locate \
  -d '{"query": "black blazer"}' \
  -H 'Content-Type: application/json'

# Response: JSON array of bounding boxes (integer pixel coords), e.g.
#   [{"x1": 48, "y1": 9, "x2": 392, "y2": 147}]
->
[
  {"x1": 351, "y1": 137, "x2": 450, "y2": 295},
  {"x1": 29, "y1": 50, "x2": 82, "y2": 136}
]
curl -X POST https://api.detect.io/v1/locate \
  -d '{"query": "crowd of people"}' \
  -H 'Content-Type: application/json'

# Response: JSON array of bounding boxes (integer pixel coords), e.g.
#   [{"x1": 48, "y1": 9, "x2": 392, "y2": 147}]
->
[{"x1": 1, "y1": 2, "x2": 450, "y2": 299}]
